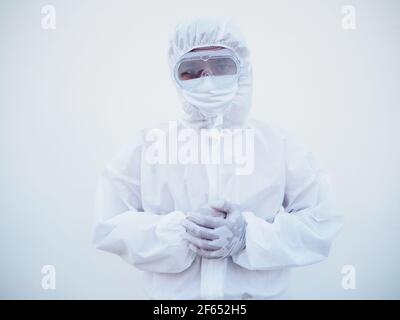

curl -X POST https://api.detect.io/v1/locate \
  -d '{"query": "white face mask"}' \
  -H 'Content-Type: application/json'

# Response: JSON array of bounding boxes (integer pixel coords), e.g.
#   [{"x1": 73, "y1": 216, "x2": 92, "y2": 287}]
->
[{"x1": 180, "y1": 75, "x2": 239, "y2": 118}]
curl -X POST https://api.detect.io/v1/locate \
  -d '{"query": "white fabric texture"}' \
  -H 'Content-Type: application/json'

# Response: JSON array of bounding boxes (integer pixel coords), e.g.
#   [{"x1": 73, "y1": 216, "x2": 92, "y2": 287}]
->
[{"x1": 92, "y1": 18, "x2": 343, "y2": 299}]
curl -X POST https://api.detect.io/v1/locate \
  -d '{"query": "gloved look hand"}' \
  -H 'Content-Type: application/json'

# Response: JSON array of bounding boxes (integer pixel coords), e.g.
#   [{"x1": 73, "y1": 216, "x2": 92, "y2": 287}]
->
[{"x1": 182, "y1": 200, "x2": 247, "y2": 259}]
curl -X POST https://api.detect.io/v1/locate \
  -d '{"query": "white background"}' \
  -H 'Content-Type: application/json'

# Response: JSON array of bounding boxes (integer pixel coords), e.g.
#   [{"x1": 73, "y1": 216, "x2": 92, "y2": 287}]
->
[{"x1": 0, "y1": 0, "x2": 399, "y2": 299}]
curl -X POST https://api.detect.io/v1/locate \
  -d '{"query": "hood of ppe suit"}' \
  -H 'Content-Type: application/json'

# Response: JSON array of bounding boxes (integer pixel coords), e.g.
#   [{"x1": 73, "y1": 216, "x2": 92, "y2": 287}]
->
[{"x1": 168, "y1": 18, "x2": 252, "y2": 129}]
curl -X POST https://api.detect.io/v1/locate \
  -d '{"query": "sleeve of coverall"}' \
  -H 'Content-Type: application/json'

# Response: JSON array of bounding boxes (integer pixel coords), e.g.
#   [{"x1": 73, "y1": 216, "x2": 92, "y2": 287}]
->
[
  {"x1": 232, "y1": 133, "x2": 343, "y2": 270},
  {"x1": 92, "y1": 137, "x2": 196, "y2": 273}
]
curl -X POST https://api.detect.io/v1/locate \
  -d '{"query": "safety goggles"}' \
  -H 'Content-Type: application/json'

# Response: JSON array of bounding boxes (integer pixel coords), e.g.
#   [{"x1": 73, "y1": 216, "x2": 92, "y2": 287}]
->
[{"x1": 174, "y1": 48, "x2": 240, "y2": 87}]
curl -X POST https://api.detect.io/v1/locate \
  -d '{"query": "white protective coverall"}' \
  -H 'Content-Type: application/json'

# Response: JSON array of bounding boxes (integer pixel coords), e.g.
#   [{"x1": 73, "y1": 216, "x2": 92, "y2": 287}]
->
[{"x1": 93, "y1": 18, "x2": 343, "y2": 299}]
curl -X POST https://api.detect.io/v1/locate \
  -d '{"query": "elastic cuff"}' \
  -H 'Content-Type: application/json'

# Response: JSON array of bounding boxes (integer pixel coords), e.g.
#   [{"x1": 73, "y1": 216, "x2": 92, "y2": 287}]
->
[{"x1": 155, "y1": 211, "x2": 186, "y2": 244}]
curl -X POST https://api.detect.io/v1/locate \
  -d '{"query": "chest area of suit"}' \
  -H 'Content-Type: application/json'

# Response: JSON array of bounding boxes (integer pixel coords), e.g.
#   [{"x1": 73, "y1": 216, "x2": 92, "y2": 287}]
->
[{"x1": 140, "y1": 133, "x2": 286, "y2": 219}]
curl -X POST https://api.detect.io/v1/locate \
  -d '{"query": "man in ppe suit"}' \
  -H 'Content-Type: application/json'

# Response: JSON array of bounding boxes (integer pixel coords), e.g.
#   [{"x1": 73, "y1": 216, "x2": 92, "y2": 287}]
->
[{"x1": 93, "y1": 18, "x2": 343, "y2": 299}]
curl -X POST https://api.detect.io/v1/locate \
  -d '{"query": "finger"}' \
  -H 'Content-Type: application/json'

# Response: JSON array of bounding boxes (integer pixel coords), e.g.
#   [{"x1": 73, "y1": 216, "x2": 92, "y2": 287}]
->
[
  {"x1": 213, "y1": 225, "x2": 234, "y2": 240},
  {"x1": 188, "y1": 244, "x2": 210, "y2": 255},
  {"x1": 212, "y1": 210, "x2": 227, "y2": 218},
  {"x1": 209, "y1": 199, "x2": 235, "y2": 214},
  {"x1": 196, "y1": 207, "x2": 214, "y2": 216},
  {"x1": 186, "y1": 213, "x2": 226, "y2": 229},
  {"x1": 182, "y1": 232, "x2": 221, "y2": 250},
  {"x1": 182, "y1": 219, "x2": 219, "y2": 240},
  {"x1": 198, "y1": 207, "x2": 226, "y2": 218}
]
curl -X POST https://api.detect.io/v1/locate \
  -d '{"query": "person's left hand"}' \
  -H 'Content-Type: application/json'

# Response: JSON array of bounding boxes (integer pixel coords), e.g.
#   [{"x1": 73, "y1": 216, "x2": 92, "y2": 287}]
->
[{"x1": 181, "y1": 199, "x2": 247, "y2": 259}]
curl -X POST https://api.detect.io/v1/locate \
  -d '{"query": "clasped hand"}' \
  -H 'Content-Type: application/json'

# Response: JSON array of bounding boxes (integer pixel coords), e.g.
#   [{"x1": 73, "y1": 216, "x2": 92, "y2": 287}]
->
[{"x1": 181, "y1": 199, "x2": 246, "y2": 259}]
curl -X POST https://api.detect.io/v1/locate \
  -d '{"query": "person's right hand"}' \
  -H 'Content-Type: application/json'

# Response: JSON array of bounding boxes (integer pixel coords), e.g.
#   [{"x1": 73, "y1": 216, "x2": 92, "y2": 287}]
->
[
  {"x1": 181, "y1": 205, "x2": 226, "y2": 242},
  {"x1": 181, "y1": 200, "x2": 246, "y2": 259},
  {"x1": 191, "y1": 206, "x2": 226, "y2": 219}
]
